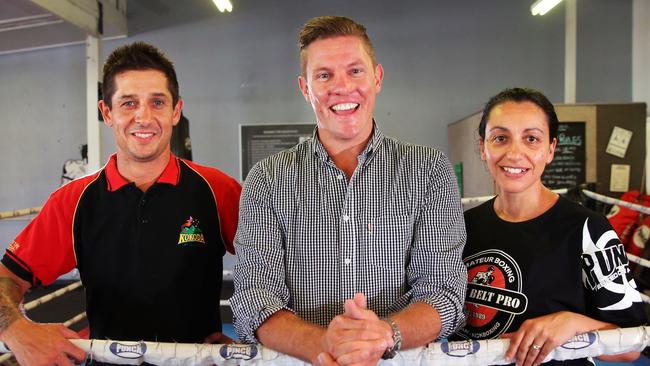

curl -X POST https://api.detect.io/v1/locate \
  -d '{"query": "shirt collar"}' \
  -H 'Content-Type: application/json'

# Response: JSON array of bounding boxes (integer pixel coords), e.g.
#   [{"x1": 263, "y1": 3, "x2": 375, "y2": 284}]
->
[
  {"x1": 311, "y1": 121, "x2": 384, "y2": 163},
  {"x1": 105, "y1": 153, "x2": 180, "y2": 192}
]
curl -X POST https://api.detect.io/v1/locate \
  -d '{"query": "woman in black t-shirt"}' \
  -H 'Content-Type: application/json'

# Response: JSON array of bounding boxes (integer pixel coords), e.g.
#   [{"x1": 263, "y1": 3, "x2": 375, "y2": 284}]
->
[{"x1": 457, "y1": 88, "x2": 646, "y2": 366}]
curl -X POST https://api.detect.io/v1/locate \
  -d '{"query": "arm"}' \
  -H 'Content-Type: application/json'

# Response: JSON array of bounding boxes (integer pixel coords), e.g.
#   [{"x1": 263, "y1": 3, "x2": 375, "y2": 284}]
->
[
  {"x1": 406, "y1": 152, "x2": 467, "y2": 339},
  {"x1": 256, "y1": 310, "x2": 329, "y2": 364},
  {"x1": 501, "y1": 311, "x2": 639, "y2": 366},
  {"x1": 230, "y1": 162, "x2": 295, "y2": 343},
  {"x1": 0, "y1": 265, "x2": 85, "y2": 366},
  {"x1": 503, "y1": 214, "x2": 645, "y2": 366},
  {"x1": 390, "y1": 301, "x2": 441, "y2": 349}
]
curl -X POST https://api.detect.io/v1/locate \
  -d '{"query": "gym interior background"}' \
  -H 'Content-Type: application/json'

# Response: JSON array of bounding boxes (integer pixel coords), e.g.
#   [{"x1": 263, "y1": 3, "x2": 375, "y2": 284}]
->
[{"x1": 1, "y1": 2, "x2": 650, "y2": 363}]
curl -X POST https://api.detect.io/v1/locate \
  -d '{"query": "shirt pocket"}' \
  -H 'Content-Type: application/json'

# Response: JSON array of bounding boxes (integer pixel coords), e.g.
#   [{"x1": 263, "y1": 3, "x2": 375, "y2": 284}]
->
[{"x1": 363, "y1": 214, "x2": 413, "y2": 278}]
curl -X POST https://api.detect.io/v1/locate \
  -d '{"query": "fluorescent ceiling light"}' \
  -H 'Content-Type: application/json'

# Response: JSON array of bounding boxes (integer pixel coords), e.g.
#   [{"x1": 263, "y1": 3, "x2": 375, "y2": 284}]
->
[
  {"x1": 531, "y1": 0, "x2": 563, "y2": 15},
  {"x1": 212, "y1": 0, "x2": 233, "y2": 13}
]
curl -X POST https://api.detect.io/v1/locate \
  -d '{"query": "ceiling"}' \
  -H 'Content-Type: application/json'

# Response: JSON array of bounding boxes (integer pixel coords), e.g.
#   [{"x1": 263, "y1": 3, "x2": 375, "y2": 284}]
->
[{"x1": 0, "y1": 0, "x2": 128, "y2": 55}]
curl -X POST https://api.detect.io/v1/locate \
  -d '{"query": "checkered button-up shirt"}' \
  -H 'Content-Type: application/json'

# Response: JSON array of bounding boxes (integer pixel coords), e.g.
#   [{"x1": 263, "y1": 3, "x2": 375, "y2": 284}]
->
[{"x1": 231, "y1": 126, "x2": 467, "y2": 343}]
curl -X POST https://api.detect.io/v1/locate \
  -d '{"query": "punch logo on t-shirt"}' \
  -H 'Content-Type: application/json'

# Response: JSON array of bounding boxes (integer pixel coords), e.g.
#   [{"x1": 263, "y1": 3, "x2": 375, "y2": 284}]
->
[
  {"x1": 580, "y1": 218, "x2": 642, "y2": 310},
  {"x1": 457, "y1": 249, "x2": 528, "y2": 340}
]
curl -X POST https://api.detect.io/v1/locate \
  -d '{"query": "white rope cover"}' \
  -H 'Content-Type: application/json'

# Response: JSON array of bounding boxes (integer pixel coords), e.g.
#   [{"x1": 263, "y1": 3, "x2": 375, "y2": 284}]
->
[
  {"x1": 0, "y1": 327, "x2": 644, "y2": 366},
  {"x1": 461, "y1": 188, "x2": 568, "y2": 206}
]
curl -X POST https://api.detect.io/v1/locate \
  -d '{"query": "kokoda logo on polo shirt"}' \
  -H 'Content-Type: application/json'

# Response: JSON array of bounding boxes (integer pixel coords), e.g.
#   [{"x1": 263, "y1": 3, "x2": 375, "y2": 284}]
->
[
  {"x1": 177, "y1": 216, "x2": 206, "y2": 246},
  {"x1": 456, "y1": 249, "x2": 528, "y2": 340},
  {"x1": 441, "y1": 340, "x2": 481, "y2": 357},
  {"x1": 109, "y1": 341, "x2": 147, "y2": 359}
]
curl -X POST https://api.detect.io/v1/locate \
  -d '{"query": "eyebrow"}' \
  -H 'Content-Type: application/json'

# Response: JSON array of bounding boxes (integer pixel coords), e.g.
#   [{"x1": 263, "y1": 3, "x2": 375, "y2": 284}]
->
[
  {"x1": 117, "y1": 92, "x2": 169, "y2": 100},
  {"x1": 488, "y1": 126, "x2": 545, "y2": 134},
  {"x1": 311, "y1": 60, "x2": 366, "y2": 73}
]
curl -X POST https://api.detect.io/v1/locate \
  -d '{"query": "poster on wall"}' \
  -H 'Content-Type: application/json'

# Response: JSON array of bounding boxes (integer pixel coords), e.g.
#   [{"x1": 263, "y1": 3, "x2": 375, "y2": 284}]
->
[
  {"x1": 240, "y1": 123, "x2": 315, "y2": 181},
  {"x1": 541, "y1": 122, "x2": 586, "y2": 189}
]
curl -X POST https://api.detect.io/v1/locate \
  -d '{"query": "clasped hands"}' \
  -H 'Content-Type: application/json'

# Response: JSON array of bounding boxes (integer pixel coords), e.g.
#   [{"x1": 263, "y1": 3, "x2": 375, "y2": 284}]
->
[{"x1": 314, "y1": 293, "x2": 394, "y2": 366}]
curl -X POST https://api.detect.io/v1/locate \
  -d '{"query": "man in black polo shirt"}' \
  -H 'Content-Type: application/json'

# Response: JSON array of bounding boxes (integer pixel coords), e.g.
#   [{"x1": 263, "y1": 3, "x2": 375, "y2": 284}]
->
[{"x1": 0, "y1": 42, "x2": 241, "y2": 365}]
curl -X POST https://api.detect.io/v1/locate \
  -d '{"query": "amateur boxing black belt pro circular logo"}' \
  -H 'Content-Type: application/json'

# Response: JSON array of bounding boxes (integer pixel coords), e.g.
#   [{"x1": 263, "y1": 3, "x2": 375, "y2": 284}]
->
[{"x1": 457, "y1": 249, "x2": 528, "y2": 340}]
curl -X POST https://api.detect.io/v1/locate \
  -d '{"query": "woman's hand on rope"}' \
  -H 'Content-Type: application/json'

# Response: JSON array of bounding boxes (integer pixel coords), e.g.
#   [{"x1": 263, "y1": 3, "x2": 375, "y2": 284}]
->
[{"x1": 500, "y1": 311, "x2": 583, "y2": 366}]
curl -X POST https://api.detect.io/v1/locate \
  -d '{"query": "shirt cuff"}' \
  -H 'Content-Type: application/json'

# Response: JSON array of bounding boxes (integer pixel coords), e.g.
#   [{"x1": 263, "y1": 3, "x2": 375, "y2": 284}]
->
[
  {"x1": 233, "y1": 302, "x2": 294, "y2": 344},
  {"x1": 420, "y1": 294, "x2": 464, "y2": 339}
]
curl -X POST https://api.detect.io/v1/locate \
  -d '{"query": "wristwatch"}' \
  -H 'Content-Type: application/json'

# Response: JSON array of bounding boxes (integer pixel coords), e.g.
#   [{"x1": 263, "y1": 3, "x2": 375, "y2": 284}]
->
[{"x1": 381, "y1": 317, "x2": 402, "y2": 359}]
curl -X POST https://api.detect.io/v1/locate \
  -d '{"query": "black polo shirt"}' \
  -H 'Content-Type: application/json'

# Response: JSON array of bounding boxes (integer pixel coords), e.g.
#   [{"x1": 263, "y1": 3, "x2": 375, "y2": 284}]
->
[{"x1": 2, "y1": 154, "x2": 241, "y2": 343}]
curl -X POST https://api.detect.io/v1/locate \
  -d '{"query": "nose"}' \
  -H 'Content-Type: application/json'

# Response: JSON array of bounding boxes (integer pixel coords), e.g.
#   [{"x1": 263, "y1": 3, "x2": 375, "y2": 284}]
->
[
  {"x1": 331, "y1": 73, "x2": 352, "y2": 94},
  {"x1": 505, "y1": 140, "x2": 524, "y2": 159},
  {"x1": 135, "y1": 104, "x2": 152, "y2": 125}
]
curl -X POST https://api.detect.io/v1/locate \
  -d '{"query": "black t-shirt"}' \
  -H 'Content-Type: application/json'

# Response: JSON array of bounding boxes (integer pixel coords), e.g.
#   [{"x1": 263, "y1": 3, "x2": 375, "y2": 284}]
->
[{"x1": 455, "y1": 197, "x2": 647, "y2": 365}]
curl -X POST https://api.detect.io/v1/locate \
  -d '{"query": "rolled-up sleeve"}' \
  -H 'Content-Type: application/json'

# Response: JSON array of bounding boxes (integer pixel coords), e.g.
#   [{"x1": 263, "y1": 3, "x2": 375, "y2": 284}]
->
[
  {"x1": 230, "y1": 162, "x2": 293, "y2": 344},
  {"x1": 407, "y1": 152, "x2": 467, "y2": 339}
]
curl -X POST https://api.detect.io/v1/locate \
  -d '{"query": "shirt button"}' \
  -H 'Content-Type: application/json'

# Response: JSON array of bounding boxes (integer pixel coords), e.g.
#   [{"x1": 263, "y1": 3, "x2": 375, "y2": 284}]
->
[
  {"x1": 344, "y1": 258, "x2": 352, "y2": 265},
  {"x1": 342, "y1": 215, "x2": 350, "y2": 222},
  {"x1": 336, "y1": 174, "x2": 344, "y2": 180}
]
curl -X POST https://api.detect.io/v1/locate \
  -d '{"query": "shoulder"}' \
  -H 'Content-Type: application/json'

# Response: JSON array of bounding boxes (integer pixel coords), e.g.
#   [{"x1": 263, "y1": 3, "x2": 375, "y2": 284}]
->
[
  {"x1": 378, "y1": 137, "x2": 453, "y2": 178},
  {"x1": 464, "y1": 200, "x2": 494, "y2": 223},
  {"x1": 246, "y1": 138, "x2": 312, "y2": 182},
  {"x1": 51, "y1": 170, "x2": 103, "y2": 203},
  {"x1": 179, "y1": 159, "x2": 241, "y2": 193},
  {"x1": 380, "y1": 137, "x2": 446, "y2": 162},
  {"x1": 556, "y1": 197, "x2": 611, "y2": 228}
]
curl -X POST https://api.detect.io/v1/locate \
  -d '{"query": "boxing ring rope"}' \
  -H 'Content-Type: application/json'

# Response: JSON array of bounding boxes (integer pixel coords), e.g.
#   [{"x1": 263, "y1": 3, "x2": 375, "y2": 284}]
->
[
  {"x1": 0, "y1": 207, "x2": 42, "y2": 220},
  {"x1": 581, "y1": 189, "x2": 650, "y2": 216},
  {"x1": 460, "y1": 188, "x2": 568, "y2": 206},
  {"x1": 23, "y1": 280, "x2": 82, "y2": 311},
  {"x1": 1, "y1": 326, "x2": 648, "y2": 365}
]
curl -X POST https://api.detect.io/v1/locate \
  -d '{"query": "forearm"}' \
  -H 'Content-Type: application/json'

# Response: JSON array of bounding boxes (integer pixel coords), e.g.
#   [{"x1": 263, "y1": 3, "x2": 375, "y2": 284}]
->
[
  {"x1": 0, "y1": 277, "x2": 25, "y2": 337},
  {"x1": 256, "y1": 310, "x2": 325, "y2": 363},
  {"x1": 569, "y1": 314, "x2": 641, "y2": 362},
  {"x1": 391, "y1": 301, "x2": 441, "y2": 349}
]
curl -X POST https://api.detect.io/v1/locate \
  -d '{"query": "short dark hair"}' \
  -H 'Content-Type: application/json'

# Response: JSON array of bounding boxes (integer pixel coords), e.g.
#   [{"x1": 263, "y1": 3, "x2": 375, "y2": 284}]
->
[
  {"x1": 478, "y1": 87, "x2": 559, "y2": 141},
  {"x1": 102, "y1": 42, "x2": 179, "y2": 109},
  {"x1": 298, "y1": 16, "x2": 376, "y2": 76}
]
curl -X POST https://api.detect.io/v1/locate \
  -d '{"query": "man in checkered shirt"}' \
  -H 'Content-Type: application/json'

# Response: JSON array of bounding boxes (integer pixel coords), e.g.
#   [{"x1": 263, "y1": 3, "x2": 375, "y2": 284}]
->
[{"x1": 231, "y1": 15, "x2": 467, "y2": 366}]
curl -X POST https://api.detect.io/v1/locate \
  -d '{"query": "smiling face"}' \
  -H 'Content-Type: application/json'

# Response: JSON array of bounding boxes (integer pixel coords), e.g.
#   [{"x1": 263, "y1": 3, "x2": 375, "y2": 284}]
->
[
  {"x1": 298, "y1": 35, "x2": 383, "y2": 151},
  {"x1": 99, "y1": 69, "x2": 182, "y2": 165},
  {"x1": 480, "y1": 101, "x2": 557, "y2": 196}
]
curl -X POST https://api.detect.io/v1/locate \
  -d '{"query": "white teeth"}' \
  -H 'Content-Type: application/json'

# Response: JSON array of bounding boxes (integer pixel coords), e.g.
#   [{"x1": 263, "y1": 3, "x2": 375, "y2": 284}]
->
[
  {"x1": 503, "y1": 167, "x2": 526, "y2": 174},
  {"x1": 331, "y1": 103, "x2": 359, "y2": 111},
  {"x1": 134, "y1": 132, "x2": 153, "y2": 138}
]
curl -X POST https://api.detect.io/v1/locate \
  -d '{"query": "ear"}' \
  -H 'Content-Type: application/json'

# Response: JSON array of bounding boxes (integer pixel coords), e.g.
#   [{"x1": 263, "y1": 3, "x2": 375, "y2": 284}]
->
[
  {"x1": 298, "y1": 75, "x2": 310, "y2": 102},
  {"x1": 98, "y1": 100, "x2": 113, "y2": 127},
  {"x1": 172, "y1": 99, "x2": 184, "y2": 127},
  {"x1": 547, "y1": 137, "x2": 557, "y2": 164},
  {"x1": 374, "y1": 64, "x2": 384, "y2": 92},
  {"x1": 479, "y1": 138, "x2": 487, "y2": 161}
]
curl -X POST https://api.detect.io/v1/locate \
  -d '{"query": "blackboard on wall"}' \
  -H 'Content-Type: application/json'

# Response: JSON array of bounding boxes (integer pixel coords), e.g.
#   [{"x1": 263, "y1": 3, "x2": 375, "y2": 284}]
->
[
  {"x1": 542, "y1": 122, "x2": 586, "y2": 189},
  {"x1": 240, "y1": 123, "x2": 315, "y2": 181}
]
